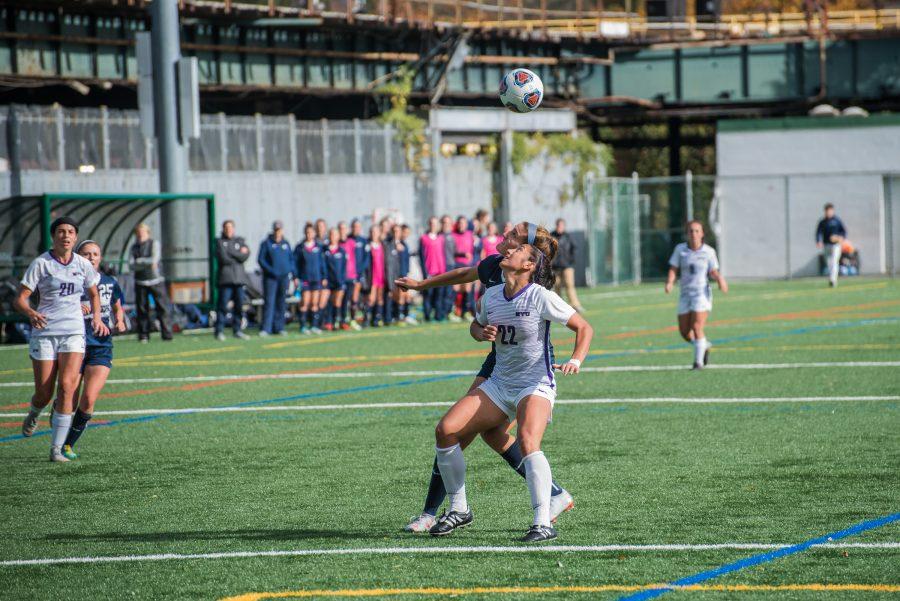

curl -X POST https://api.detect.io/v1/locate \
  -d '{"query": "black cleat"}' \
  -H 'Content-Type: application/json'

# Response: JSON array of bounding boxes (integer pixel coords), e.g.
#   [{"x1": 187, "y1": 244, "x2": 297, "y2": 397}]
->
[
  {"x1": 692, "y1": 362, "x2": 703, "y2": 370},
  {"x1": 703, "y1": 348, "x2": 710, "y2": 366},
  {"x1": 521, "y1": 524, "x2": 557, "y2": 543},
  {"x1": 429, "y1": 510, "x2": 473, "y2": 536}
]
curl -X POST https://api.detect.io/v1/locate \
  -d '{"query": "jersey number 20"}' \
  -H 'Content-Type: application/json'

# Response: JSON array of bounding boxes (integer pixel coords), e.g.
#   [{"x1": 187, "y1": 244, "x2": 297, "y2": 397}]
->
[{"x1": 497, "y1": 324, "x2": 518, "y2": 346}]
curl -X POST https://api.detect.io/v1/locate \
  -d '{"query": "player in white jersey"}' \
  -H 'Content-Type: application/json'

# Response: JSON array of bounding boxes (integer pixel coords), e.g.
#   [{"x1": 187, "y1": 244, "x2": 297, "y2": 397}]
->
[
  {"x1": 13, "y1": 217, "x2": 108, "y2": 462},
  {"x1": 665, "y1": 220, "x2": 728, "y2": 370},
  {"x1": 428, "y1": 243, "x2": 593, "y2": 543}
]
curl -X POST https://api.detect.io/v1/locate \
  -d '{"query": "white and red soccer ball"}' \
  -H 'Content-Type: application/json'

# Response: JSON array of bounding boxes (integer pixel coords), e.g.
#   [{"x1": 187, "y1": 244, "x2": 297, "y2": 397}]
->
[{"x1": 499, "y1": 68, "x2": 544, "y2": 113}]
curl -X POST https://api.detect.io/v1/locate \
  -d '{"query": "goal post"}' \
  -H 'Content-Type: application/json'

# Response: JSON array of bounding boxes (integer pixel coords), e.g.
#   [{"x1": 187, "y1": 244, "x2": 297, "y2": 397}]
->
[{"x1": 0, "y1": 192, "x2": 217, "y2": 323}]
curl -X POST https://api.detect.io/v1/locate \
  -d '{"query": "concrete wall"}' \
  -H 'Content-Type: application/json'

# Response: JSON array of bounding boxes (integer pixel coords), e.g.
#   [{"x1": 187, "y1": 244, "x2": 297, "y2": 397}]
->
[{"x1": 716, "y1": 117, "x2": 900, "y2": 278}]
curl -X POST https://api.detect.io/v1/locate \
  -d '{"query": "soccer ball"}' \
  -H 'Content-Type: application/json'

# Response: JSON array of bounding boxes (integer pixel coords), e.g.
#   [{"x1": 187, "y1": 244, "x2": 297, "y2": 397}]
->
[{"x1": 499, "y1": 68, "x2": 544, "y2": 113}]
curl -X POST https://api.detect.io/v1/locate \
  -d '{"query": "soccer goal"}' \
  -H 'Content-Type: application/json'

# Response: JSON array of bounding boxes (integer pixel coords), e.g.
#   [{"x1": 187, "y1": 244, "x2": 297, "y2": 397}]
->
[{"x1": 0, "y1": 192, "x2": 216, "y2": 323}]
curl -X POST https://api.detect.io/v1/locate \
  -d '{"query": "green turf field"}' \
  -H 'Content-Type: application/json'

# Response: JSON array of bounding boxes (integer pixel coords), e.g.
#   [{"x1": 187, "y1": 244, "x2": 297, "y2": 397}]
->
[{"x1": 0, "y1": 278, "x2": 898, "y2": 601}]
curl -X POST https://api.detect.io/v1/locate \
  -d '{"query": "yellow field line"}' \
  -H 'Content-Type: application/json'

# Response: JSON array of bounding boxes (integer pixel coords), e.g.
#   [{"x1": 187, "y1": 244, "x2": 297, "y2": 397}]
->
[{"x1": 220, "y1": 583, "x2": 900, "y2": 601}]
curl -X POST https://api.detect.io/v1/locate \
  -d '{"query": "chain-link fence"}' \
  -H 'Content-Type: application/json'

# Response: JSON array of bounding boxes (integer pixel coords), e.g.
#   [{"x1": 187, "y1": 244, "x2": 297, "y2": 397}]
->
[
  {"x1": 2, "y1": 105, "x2": 410, "y2": 176},
  {"x1": 588, "y1": 171, "x2": 900, "y2": 284}
]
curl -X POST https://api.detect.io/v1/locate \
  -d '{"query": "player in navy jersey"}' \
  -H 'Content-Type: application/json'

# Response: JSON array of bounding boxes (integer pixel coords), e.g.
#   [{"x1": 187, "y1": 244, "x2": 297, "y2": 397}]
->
[
  {"x1": 295, "y1": 223, "x2": 327, "y2": 334},
  {"x1": 429, "y1": 242, "x2": 593, "y2": 541},
  {"x1": 348, "y1": 220, "x2": 370, "y2": 328},
  {"x1": 397, "y1": 222, "x2": 574, "y2": 532},
  {"x1": 14, "y1": 217, "x2": 108, "y2": 462},
  {"x1": 323, "y1": 228, "x2": 349, "y2": 331},
  {"x1": 60, "y1": 240, "x2": 127, "y2": 459}
]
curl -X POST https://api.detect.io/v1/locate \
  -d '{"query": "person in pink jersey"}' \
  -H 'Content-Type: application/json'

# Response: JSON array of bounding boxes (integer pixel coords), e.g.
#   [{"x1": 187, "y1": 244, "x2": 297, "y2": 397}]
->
[
  {"x1": 452, "y1": 215, "x2": 476, "y2": 318},
  {"x1": 419, "y1": 217, "x2": 446, "y2": 322},
  {"x1": 481, "y1": 222, "x2": 502, "y2": 258},
  {"x1": 366, "y1": 224, "x2": 387, "y2": 327},
  {"x1": 338, "y1": 221, "x2": 360, "y2": 330}
]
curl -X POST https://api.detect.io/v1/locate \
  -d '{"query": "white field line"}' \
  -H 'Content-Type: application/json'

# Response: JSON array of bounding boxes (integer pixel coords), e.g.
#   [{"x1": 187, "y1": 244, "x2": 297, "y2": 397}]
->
[
  {"x1": 1, "y1": 542, "x2": 898, "y2": 567},
  {"x1": 1, "y1": 395, "x2": 897, "y2": 419},
  {"x1": 0, "y1": 361, "x2": 896, "y2": 389}
]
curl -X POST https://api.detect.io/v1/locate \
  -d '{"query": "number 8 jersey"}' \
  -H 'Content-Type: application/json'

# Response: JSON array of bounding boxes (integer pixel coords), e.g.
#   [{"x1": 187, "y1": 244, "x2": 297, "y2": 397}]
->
[
  {"x1": 476, "y1": 283, "x2": 576, "y2": 390},
  {"x1": 20, "y1": 252, "x2": 100, "y2": 338}
]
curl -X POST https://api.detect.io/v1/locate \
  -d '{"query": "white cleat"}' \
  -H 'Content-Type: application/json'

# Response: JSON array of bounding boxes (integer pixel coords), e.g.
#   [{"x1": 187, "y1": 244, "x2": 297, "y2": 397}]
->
[
  {"x1": 22, "y1": 411, "x2": 39, "y2": 437},
  {"x1": 49, "y1": 446, "x2": 70, "y2": 463},
  {"x1": 404, "y1": 315, "x2": 419, "y2": 325},
  {"x1": 550, "y1": 489, "x2": 574, "y2": 523},
  {"x1": 404, "y1": 512, "x2": 437, "y2": 533}
]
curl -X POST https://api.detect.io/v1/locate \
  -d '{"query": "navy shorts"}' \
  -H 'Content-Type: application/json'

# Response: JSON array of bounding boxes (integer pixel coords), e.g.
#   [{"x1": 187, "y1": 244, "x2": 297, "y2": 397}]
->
[
  {"x1": 328, "y1": 282, "x2": 345, "y2": 291},
  {"x1": 82, "y1": 345, "x2": 113, "y2": 371},
  {"x1": 303, "y1": 280, "x2": 323, "y2": 292},
  {"x1": 476, "y1": 348, "x2": 496, "y2": 379}
]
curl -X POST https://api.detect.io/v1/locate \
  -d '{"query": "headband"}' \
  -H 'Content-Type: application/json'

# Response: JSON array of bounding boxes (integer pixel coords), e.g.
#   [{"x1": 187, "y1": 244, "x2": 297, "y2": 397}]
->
[
  {"x1": 527, "y1": 222, "x2": 537, "y2": 245},
  {"x1": 50, "y1": 216, "x2": 79, "y2": 235},
  {"x1": 75, "y1": 239, "x2": 99, "y2": 253}
]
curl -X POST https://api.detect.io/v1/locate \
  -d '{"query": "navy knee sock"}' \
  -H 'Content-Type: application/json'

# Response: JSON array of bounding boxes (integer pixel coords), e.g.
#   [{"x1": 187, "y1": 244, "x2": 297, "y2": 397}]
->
[
  {"x1": 501, "y1": 440, "x2": 565, "y2": 497},
  {"x1": 63, "y1": 409, "x2": 92, "y2": 448},
  {"x1": 423, "y1": 457, "x2": 447, "y2": 516},
  {"x1": 299, "y1": 310, "x2": 308, "y2": 329}
]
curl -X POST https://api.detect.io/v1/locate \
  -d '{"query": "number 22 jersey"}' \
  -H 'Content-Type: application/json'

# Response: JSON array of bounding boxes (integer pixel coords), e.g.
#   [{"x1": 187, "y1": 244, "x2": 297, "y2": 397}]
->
[
  {"x1": 476, "y1": 283, "x2": 575, "y2": 390},
  {"x1": 20, "y1": 252, "x2": 100, "y2": 338}
]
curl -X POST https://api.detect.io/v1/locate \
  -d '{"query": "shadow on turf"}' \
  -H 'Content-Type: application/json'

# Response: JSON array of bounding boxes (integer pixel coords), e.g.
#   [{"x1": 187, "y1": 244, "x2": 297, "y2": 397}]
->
[{"x1": 45, "y1": 528, "x2": 363, "y2": 543}]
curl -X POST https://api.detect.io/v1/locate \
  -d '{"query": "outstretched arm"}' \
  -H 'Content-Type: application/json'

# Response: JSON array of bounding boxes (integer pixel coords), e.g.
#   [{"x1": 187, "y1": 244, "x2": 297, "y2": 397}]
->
[
  {"x1": 557, "y1": 313, "x2": 593, "y2": 375},
  {"x1": 395, "y1": 266, "x2": 478, "y2": 291}
]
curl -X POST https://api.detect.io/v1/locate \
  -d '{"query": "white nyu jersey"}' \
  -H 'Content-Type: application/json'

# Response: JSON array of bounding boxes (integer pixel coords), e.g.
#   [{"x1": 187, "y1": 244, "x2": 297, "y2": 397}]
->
[
  {"x1": 477, "y1": 284, "x2": 576, "y2": 390},
  {"x1": 20, "y1": 252, "x2": 99, "y2": 338},
  {"x1": 669, "y1": 243, "x2": 719, "y2": 296}
]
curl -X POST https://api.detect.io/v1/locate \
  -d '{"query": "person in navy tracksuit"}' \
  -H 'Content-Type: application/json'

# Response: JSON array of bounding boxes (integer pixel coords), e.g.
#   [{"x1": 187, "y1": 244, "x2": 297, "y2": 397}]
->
[
  {"x1": 257, "y1": 221, "x2": 293, "y2": 336},
  {"x1": 294, "y1": 222, "x2": 326, "y2": 334},
  {"x1": 349, "y1": 220, "x2": 370, "y2": 325},
  {"x1": 323, "y1": 227, "x2": 349, "y2": 330}
]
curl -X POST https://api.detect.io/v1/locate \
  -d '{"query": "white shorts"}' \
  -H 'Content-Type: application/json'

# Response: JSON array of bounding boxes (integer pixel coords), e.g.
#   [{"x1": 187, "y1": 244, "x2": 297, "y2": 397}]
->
[
  {"x1": 29, "y1": 334, "x2": 86, "y2": 360},
  {"x1": 678, "y1": 292, "x2": 712, "y2": 315},
  {"x1": 478, "y1": 378, "x2": 556, "y2": 422}
]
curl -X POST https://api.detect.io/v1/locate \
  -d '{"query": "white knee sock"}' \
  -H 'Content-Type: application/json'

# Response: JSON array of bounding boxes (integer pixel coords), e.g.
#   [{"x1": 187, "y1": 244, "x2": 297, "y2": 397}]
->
[
  {"x1": 435, "y1": 444, "x2": 468, "y2": 513},
  {"x1": 523, "y1": 451, "x2": 553, "y2": 527},
  {"x1": 694, "y1": 337, "x2": 707, "y2": 365},
  {"x1": 50, "y1": 411, "x2": 73, "y2": 449}
]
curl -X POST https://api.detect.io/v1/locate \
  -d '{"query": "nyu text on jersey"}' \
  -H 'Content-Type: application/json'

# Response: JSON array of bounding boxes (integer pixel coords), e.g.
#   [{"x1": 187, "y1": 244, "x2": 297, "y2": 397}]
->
[
  {"x1": 476, "y1": 284, "x2": 576, "y2": 390},
  {"x1": 21, "y1": 252, "x2": 100, "y2": 338}
]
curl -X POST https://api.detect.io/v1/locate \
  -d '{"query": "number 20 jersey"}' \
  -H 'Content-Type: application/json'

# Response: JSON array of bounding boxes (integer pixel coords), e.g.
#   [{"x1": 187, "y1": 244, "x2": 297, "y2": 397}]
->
[
  {"x1": 20, "y1": 252, "x2": 99, "y2": 338},
  {"x1": 476, "y1": 283, "x2": 575, "y2": 390}
]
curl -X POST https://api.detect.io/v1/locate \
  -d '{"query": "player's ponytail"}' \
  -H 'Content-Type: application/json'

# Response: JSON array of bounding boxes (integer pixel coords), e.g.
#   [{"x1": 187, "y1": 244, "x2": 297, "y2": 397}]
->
[
  {"x1": 527, "y1": 245, "x2": 556, "y2": 290},
  {"x1": 530, "y1": 225, "x2": 558, "y2": 264}
]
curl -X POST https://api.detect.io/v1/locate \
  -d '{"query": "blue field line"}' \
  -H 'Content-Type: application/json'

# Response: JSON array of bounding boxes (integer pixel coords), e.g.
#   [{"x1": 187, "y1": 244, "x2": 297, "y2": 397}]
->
[
  {"x1": 588, "y1": 317, "x2": 899, "y2": 360},
  {"x1": 0, "y1": 373, "x2": 467, "y2": 445},
  {"x1": 617, "y1": 512, "x2": 900, "y2": 601}
]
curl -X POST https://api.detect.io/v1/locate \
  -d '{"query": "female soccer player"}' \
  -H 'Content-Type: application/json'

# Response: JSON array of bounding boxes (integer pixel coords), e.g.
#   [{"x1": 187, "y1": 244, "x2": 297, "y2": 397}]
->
[
  {"x1": 295, "y1": 223, "x2": 326, "y2": 335},
  {"x1": 665, "y1": 220, "x2": 728, "y2": 369},
  {"x1": 430, "y1": 243, "x2": 593, "y2": 542},
  {"x1": 323, "y1": 228, "x2": 349, "y2": 331},
  {"x1": 366, "y1": 224, "x2": 386, "y2": 327},
  {"x1": 15, "y1": 217, "x2": 108, "y2": 462},
  {"x1": 62, "y1": 240, "x2": 127, "y2": 459},
  {"x1": 347, "y1": 220, "x2": 369, "y2": 328},
  {"x1": 398, "y1": 222, "x2": 573, "y2": 532}
]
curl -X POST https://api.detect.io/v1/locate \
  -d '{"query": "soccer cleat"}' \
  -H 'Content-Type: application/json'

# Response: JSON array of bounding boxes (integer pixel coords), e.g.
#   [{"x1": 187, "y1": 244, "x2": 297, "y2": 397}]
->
[
  {"x1": 259, "y1": 330, "x2": 270, "y2": 337},
  {"x1": 447, "y1": 313, "x2": 463, "y2": 323},
  {"x1": 692, "y1": 362, "x2": 703, "y2": 370},
  {"x1": 521, "y1": 524, "x2": 557, "y2": 543},
  {"x1": 323, "y1": 323, "x2": 334, "y2": 332},
  {"x1": 21, "y1": 411, "x2": 39, "y2": 437},
  {"x1": 49, "y1": 446, "x2": 70, "y2": 463},
  {"x1": 349, "y1": 321, "x2": 362, "y2": 331},
  {"x1": 278, "y1": 330, "x2": 289, "y2": 336},
  {"x1": 429, "y1": 509, "x2": 473, "y2": 536},
  {"x1": 235, "y1": 331, "x2": 250, "y2": 340},
  {"x1": 404, "y1": 315, "x2": 419, "y2": 325},
  {"x1": 216, "y1": 332, "x2": 226, "y2": 342},
  {"x1": 549, "y1": 489, "x2": 574, "y2": 523},
  {"x1": 404, "y1": 513, "x2": 437, "y2": 533},
  {"x1": 340, "y1": 323, "x2": 352, "y2": 331},
  {"x1": 62, "y1": 445, "x2": 78, "y2": 460},
  {"x1": 300, "y1": 327, "x2": 311, "y2": 335},
  {"x1": 703, "y1": 348, "x2": 710, "y2": 366},
  {"x1": 310, "y1": 327, "x2": 323, "y2": 335}
]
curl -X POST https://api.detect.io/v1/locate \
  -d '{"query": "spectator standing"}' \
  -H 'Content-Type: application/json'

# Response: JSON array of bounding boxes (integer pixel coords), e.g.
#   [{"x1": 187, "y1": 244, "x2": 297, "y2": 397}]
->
[
  {"x1": 441, "y1": 215, "x2": 460, "y2": 322},
  {"x1": 214, "y1": 219, "x2": 250, "y2": 341},
  {"x1": 257, "y1": 221, "x2": 293, "y2": 336},
  {"x1": 419, "y1": 217, "x2": 446, "y2": 322},
  {"x1": 551, "y1": 219, "x2": 584, "y2": 313},
  {"x1": 816, "y1": 203, "x2": 847, "y2": 287},
  {"x1": 452, "y1": 215, "x2": 476, "y2": 318},
  {"x1": 295, "y1": 223, "x2": 326, "y2": 334},
  {"x1": 129, "y1": 223, "x2": 173, "y2": 342},
  {"x1": 481, "y1": 222, "x2": 502, "y2": 258}
]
